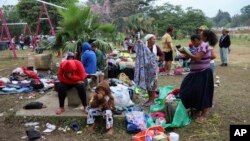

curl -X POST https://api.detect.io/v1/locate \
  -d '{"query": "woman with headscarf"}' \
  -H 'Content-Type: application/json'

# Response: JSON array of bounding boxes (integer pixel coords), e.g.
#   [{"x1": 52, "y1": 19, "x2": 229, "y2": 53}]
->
[
  {"x1": 144, "y1": 34, "x2": 164, "y2": 61},
  {"x1": 134, "y1": 34, "x2": 159, "y2": 106}
]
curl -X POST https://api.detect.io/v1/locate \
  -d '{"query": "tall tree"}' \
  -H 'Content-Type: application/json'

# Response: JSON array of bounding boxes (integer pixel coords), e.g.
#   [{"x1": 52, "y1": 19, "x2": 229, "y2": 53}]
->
[
  {"x1": 149, "y1": 3, "x2": 211, "y2": 38},
  {"x1": 182, "y1": 8, "x2": 209, "y2": 34},
  {"x1": 240, "y1": 5, "x2": 250, "y2": 26},
  {"x1": 122, "y1": 13, "x2": 155, "y2": 36},
  {"x1": 149, "y1": 3, "x2": 185, "y2": 37},
  {"x1": 53, "y1": 4, "x2": 116, "y2": 53},
  {"x1": 213, "y1": 10, "x2": 231, "y2": 27},
  {"x1": 2, "y1": 5, "x2": 22, "y2": 37}
]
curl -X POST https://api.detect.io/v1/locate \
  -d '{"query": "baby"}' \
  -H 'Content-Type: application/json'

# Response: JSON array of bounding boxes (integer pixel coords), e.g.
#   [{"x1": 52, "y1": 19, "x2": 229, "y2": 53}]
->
[{"x1": 86, "y1": 80, "x2": 115, "y2": 135}]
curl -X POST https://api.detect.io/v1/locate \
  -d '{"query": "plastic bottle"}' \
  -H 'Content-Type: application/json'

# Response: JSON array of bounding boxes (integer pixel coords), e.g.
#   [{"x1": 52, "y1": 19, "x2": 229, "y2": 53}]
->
[{"x1": 169, "y1": 132, "x2": 179, "y2": 141}]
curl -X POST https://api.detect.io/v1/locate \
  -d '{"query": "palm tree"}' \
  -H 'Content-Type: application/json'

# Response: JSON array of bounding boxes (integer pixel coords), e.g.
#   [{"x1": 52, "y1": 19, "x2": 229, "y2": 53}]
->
[
  {"x1": 122, "y1": 13, "x2": 155, "y2": 36},
  {"x1": 52, "y1": 4, "x2": 116, "y2": 54}
]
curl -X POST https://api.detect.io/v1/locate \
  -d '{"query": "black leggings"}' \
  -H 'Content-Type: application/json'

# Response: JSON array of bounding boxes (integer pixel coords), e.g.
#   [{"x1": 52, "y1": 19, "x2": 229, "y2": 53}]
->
[{"x1": 58, "y1": 80, "x2": 87, "y2": 108}]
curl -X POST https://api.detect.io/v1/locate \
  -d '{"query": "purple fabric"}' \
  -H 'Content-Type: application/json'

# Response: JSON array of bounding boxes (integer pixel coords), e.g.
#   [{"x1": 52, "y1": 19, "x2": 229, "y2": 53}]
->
[
  {"x1": 134, "y1": 42, "x2": 158, "y2": 91},
  {"x1": 189, "y1": 42, "x2": 211, "y2": 73}
]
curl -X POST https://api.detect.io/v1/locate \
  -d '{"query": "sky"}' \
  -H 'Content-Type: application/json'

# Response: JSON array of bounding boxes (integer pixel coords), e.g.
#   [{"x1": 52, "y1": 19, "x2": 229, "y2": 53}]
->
[{"x1": 2, "y1": 0, "x2": 250, "y2": 18}]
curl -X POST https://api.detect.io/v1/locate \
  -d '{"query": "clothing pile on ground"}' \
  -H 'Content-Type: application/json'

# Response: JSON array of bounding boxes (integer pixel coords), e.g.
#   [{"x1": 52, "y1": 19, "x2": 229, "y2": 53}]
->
[
  {"x1": 0, "y1": 67, "x2": 55, "y2": 95},
  {"x1": 120, "y1": 85, "x2": 190, "y2": 141},
  {"x1": 105, "y1": 70, "x2": 190, "y2": 137},
  {"x1": 107, "y1": 49, "x2": 136, "y2": 80}
]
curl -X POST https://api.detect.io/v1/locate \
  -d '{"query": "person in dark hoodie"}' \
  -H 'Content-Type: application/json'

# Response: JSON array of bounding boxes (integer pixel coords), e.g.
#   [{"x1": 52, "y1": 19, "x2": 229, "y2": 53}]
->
[
  {"x1": 81, "y1": 42, "x2": 97, "y2": 74},
  {"x1": 56, "y1": 60, "x2": 87, "y2": 115},
  {"x1": 219, "y1": 29, "x2": 231, "y2": 66}
]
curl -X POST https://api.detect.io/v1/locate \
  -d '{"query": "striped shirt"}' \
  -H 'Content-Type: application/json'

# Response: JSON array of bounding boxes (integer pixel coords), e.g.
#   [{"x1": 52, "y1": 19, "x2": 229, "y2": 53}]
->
[{"x1": 190, "y1": 42, "x2": 211, "y2": 73}]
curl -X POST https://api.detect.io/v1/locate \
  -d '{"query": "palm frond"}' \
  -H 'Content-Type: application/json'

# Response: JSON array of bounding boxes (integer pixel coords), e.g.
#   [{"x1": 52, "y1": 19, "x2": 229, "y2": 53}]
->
[{"x1": 93, "y1": 39, "x2": 113, "y2": 53}]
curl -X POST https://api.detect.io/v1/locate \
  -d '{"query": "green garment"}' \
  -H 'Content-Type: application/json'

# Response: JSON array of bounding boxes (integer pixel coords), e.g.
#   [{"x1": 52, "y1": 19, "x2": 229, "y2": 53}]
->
[{"x1": 95, "y1": 49, "x2": 105, "y2": 70}]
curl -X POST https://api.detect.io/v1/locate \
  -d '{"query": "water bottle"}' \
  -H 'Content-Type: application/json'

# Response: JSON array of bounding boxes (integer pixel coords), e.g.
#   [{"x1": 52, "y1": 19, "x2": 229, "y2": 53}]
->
[
  {"x1": 179, "y1": 59, "x2": 183, "y2": 67},
  {"x1": 169, "y1": 132, "x2": 179, "y2": 141}
]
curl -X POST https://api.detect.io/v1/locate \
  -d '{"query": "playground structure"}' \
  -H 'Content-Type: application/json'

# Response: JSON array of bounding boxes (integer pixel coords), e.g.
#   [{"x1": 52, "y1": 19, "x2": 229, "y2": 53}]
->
[
  {"x1": 0, "y1": 0, "x2": 63, "y2": 58},
  {"x1": 0, "y1": 7, "x2": 17, "y2": 58},
  {"x1": 33, "y1": 1, "x2": 57, "y2": 49},
  {"x1": 0, "y1": 22, "x2": 31, "y2": 40}
]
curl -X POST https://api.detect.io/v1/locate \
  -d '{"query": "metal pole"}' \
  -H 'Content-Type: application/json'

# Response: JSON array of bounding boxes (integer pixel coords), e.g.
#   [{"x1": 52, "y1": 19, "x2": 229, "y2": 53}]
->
[
  {"x1": 0, "y1": 8, "x2": 17, "y2": 58},
  {"x1": 36, "y1": 0, "x2": 67, "y2": 9},
  {"x1": 33, "y1": 3, "x2": 44, "y2": 50},
  {"x1": 2, "y1": 23, "x2": 28, "y2": 25},
  {"x1": 43, "y1": 3, "x2": 56, "y2": 36}
]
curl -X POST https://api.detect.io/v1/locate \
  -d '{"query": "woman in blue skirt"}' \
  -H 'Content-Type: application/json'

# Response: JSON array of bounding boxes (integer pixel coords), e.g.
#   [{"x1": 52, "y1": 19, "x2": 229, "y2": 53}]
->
[{"x1": 179, "y1": 34, "x2": 215, "y2": 123}]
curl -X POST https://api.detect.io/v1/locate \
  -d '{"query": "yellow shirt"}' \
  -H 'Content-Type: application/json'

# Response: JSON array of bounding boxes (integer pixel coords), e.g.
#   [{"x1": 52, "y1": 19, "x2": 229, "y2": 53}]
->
[{"x1": 161, "y1": 33, "x2": 173, "y2": 52}]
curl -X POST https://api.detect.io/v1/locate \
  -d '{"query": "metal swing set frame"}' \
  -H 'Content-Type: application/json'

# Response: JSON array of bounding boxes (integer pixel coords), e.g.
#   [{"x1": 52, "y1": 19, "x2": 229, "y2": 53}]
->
[{"x1": 0, "y1": 0, "x2": 63, "y2": 58}]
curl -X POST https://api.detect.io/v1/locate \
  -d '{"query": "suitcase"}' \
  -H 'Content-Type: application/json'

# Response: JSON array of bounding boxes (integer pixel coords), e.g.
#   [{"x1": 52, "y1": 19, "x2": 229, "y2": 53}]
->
[{"x1": 165, "y1": 101, "x2": 178, "y2": 123}]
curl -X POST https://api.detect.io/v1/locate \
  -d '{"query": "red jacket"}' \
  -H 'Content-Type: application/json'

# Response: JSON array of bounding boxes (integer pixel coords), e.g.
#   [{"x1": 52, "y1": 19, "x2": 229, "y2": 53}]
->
[{"x1": 58, "y1": 60, "x2": 87, "y2": 84}]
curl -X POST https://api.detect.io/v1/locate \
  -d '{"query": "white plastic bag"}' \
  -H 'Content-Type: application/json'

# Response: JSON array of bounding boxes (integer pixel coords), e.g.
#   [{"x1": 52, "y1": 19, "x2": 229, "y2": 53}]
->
[{"x1": 111, "y1": 84, "x2": 134, "y2": 108}]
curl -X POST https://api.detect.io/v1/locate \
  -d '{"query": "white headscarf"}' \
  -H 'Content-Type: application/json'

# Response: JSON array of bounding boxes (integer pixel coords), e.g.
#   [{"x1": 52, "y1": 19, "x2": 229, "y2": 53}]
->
[{"x1": 144, "y1": 34, "x2": 157, "y2": 55}]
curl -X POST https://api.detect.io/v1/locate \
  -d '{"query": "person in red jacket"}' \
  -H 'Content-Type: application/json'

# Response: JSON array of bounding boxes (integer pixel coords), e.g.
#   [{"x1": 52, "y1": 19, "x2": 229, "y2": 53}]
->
[{"x1": 56, "y1": 60, "x2": 87, "y2": 115}]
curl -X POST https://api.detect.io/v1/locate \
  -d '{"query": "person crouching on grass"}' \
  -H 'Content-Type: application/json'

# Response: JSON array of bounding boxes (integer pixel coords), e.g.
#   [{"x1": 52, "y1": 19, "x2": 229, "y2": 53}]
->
[
  {"x1": 86, "y1": 80, "x2": 114, "y2": 135},
  {"x1": 179, "y1": 35, "x2": 214, "y2": 123}
]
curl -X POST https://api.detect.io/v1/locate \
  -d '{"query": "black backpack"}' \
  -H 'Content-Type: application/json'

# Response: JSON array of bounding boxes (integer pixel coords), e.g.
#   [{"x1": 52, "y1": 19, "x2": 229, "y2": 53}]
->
[
  {"x1": 23, "y1": 102, "x2": 44, "y2": 109},
  {"x1": 26, "y1": 129, "x2": 41, "y2": 141},
  {"x1": 31, "y1": 79, "x2": 44, "y2": 89}
]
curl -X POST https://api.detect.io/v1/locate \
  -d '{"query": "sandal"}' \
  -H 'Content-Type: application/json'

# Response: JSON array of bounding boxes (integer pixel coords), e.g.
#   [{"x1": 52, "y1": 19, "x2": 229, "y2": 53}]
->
[{"x1": 56, "y1": 108, "x2": 65, "y2": 115}]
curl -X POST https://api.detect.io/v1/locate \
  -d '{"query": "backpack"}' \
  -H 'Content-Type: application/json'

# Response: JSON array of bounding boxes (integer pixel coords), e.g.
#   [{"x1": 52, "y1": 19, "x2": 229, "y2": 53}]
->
[
  {"x1": 23, "y1": 102, "x2": 45, "y2": 109},
  {"x1": 125, "y1": 110, "x2": 148, "y2": 133},
  {"x1": 26, "y1": 129, "x2": 41, "y2": 141},
  {"x1": 31, "y1": 79, "x2": 44, "y2": 89}
]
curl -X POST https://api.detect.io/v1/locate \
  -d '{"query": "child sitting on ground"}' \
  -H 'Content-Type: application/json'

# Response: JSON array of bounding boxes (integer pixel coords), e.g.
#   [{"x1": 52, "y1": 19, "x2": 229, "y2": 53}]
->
[{"x1": 86, "y1": 80, "x2": 114, "y2": 135}]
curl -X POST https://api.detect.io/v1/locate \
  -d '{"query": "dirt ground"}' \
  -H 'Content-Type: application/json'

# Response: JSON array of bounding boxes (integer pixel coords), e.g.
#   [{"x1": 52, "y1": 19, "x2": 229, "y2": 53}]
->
[{"x1": 0, "y1": 39, "x2": 250, "y2": 141}]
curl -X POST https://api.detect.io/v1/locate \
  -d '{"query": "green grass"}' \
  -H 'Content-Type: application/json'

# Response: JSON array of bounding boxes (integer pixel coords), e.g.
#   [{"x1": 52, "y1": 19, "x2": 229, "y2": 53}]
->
[
  {"x1": 0, "y1": 37, "x2": 250, "y2": 141},
  {"x1": 157, "y1": 36, "x2": 250, "y2": 49}
]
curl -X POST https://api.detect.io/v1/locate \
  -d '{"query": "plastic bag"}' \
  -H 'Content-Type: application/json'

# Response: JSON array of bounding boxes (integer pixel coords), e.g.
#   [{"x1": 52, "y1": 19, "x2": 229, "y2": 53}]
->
[
  {"x1": 118, "y1": 73, "x2": 132, "y2": 85},
  {"x1": 148, "y1": 85, "x2": 190, "y2": 129},
  {"x1": 150, "y1": 86, "x2": 174, "y2": 113},
  {"x1": 147, "y1": 99, "x2": 191, "y2": 129},
  {"x1": 133, "y1": 126, "x2": 167, "y2": 141},
  {"x1": 163, "y1": 99, "x2": 191, "y2": 128},
  {"x1": 126, "y1": 111, "x2": 148, "y2": 133},
  {"x1": 111, "y1": 86, "x2": 134, "y2": 108},
  {"x1": 174, "y1": 67, "x2": 183, "y2": 75}
]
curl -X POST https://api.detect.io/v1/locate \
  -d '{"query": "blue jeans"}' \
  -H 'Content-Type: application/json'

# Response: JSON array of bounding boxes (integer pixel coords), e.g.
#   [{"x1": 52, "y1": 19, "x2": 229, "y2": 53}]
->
[
  {"x1": 220, "y1": 47, "x2": 229, "y2": 64},
  {"x1": 210, "y1": 62, "x2": 216, "y2": 73}
]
